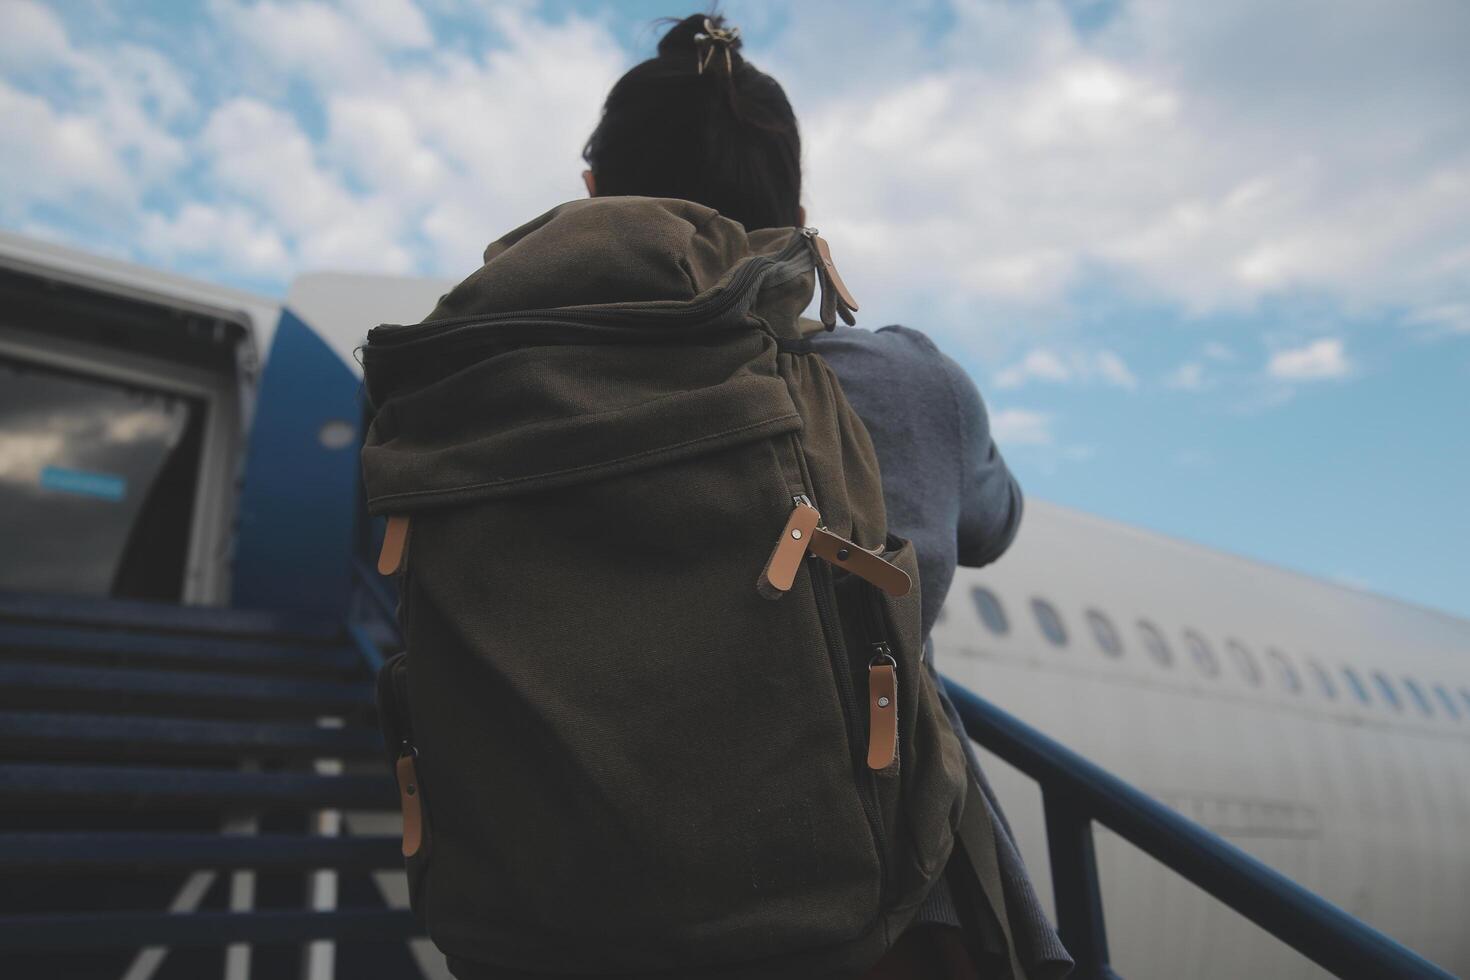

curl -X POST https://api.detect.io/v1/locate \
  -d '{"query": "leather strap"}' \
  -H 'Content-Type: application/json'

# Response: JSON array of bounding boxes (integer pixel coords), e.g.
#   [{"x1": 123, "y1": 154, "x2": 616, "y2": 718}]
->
[
  {"x1": 811, "y1": 234, "x2": 859, "y2": 314},
  {"x1": 867, "y1": 662, "x2": 898, "y2": 771},
  {"x1": 396, "y1": 753, "x2": 424, "y2": 858},
  {"x1": 806, "y1": 527, "x2": 911, "y2": 597},
  {"x1": 378, "y1": 516, "x2": 411, "y2": 575},
  {"x1": 957, "y1": 776, "x2": 1026, "y2": 980},
  {"x1": 757, "y1": 502, "x2": 821, "y2": 599}
]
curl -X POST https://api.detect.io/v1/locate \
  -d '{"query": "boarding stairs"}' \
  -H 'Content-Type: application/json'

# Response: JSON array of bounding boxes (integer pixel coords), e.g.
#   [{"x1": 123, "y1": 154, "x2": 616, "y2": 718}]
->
[{"x1": 0, "y1": 576, "x2": 422, "y2": 979}]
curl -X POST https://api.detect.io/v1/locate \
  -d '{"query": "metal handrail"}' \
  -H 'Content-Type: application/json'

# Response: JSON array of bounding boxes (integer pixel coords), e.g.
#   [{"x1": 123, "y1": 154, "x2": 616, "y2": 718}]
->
[{"x1": 942, "y1": 678, "x2": 1454, "y2": 980}]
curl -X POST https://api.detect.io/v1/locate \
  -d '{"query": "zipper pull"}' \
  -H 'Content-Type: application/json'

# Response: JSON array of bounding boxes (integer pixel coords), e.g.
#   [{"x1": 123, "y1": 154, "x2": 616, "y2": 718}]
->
[
  {"x1": 867, "y1": 648, "x2": 898, "y2": 771},
  {"x1": 378, "y1": 515, "x2": 411, "y2": 575},
  {"x1": 802, "y1": 228, "x2": 859, "y2": 330},
  {"x1": 395, "y1": 743, "x2": 425, "y2": 858},
  {"x1": 757, "y1": 501, "x2": 822, "y2": 599}
]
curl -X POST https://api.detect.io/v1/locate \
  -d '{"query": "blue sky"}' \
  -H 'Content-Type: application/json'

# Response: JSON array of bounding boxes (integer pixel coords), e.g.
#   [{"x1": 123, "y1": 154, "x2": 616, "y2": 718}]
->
[{"x1": 3, "y1": 0, "x2": 1468, "y2": 618}]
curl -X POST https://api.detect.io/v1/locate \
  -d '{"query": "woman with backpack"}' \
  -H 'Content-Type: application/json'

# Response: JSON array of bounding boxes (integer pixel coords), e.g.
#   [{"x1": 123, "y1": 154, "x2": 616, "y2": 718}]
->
[{"x1": 363, "y1": 12, "x2": 1071, "y2": 980}]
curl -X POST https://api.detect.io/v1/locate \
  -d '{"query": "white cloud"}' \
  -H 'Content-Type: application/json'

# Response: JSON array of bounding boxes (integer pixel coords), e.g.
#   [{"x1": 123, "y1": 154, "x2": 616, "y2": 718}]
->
[
  {"x1": 197, "y1": 97, "x2": 414, "y2": 272},
  {"x1": 1403, "y1": 303, "x2": 1470, "y2": 336},
  {"x1": 990, "y1": 408, "x2": 1054, "y2": 446},
  {"x1": 3, "y1": 0, "x2": 1468, "y2": 339},
  {"x1": 140, "y1": 202, "x2": 291, "y2": 277},
  {"x1": 1266, "y1": 338, "x2": 1351, "y2": 381},
  {"x1": 1095, "y1": 350, "x2": 1138, "y2": 390},
  {"x1": 994, "y1": 347, "x2": 1137, "y2": 389},
  {"x1": 1165, "y1": 341, "x2": 1235, "y2": 390},
  {"x1": 211, "y1": 0, "x2": 391, "y2": 87},
  {"x1": 0, "y1": 1, "x2": 72, "y2": 70},
  {"x1": 201, "y1": 2, "x2": 622, "y2": 276},
  {"x1": 0, "y1": 3, "x2": 186, "y2": 220},
  {"x1": 774, "y1": 0, "x2": 1470, "y2": 333},
  {"x1": 0, "y1": 82, "x2": 133, "y2": 211},
  {"x1": 1165, "y1": 361, "x2": 1206, "y2": 391},
  {"x1": 341, "y1": 0, "x2": 433, "y2": 49},
  {"x1": 0, "y1": 2, "x2": 623, "y2": 283},
  {"x1": 995, "y1": 348, "x2": 1072, "y2": 388}
]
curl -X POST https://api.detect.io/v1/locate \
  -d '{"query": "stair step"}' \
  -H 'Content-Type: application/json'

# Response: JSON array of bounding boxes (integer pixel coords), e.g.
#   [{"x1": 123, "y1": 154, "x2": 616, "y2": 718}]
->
[
  {"x1": 0, "y1": 662, "x2": 374, "y2": 717},
  {"x1": 0, "y1": 623, "x2": 360, "y2": 676},
  {"x1": 0, "y1": 831, "x2": 403, "y2": 873},
  {"x1": 0, "y1": 908, "x2": 419, "y2": 951},
  {"x1": 0, "y1": 591, "x2": 339, "y2": 642},
  {"x1": 0, "y1": 763, "x2": 397, "y2": 811},
  {"x1": 1, "y1": 711, "x2": 384, "y2": 763}
]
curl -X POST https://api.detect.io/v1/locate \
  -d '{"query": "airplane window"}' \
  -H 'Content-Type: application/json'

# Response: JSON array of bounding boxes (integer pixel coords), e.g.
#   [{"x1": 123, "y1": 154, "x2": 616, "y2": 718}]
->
[
  {"x1": 970, "y1": 587, "x2": 1009, "y2": 635},
  {"x1": 1433, "y1": 685, "x2": 1462, "y2": 720},
  {"x1": 1182, "y1": 630, "x2": 1219, "y2": 676},
  {"x1": 1266, "y1": 648, "x2": 1302, "y2": 694},
  {"x1": 1402, "y1": 679, "x2": 1434, "y2": 717},
  {"x1": 1341, "y1": 668, "x2": 1371, "y2": 705},
  {"x1": 1135, "y1": 620, "x2": 1173, "y2": 667},
  {"x1": 1306, "y1": 659, "x2": 1336, "y2": 700},
  {"x1": 1086, "y1": 610, "x2": 1124, "y2": 658},
  {"x1": 1372, "y1": 672, "x2": 1403, "y2": 711},
  {"x1": 1225, "y1": 639, "x2": 1262, "y2": 686},
  {"x1": 1031, "y1": 598, "x2": 1068, "y2": 647}
]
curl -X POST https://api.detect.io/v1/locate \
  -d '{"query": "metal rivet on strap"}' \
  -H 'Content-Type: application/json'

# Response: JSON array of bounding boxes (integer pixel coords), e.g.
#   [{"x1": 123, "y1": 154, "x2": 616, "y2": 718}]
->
[
  {"x1": 791, "y1": 528, "x2": 803, "y2": 540},
  {"x1": 837, "y1": 547, "x2": 850, "y2": 561},
  {"x1": 877, "y1": 697, "x2": 891, "y2": 708}
]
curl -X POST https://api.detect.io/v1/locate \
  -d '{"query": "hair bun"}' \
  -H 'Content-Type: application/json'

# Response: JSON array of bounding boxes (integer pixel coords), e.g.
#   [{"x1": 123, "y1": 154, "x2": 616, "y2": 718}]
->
[{"x1": 657, "y1": 13, "x2": 744, "y2": 72}]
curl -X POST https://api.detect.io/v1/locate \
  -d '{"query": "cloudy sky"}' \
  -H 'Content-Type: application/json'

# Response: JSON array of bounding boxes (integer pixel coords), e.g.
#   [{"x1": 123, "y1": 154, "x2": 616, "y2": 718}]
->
[{"x1": 3, "y1": 0, "x2": 1468, "y2": 617}]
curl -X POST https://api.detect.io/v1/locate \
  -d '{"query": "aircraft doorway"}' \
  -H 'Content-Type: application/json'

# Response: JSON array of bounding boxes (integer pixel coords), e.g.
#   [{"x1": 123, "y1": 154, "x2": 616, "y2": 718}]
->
[
  {"x1": 0, "y1": 261, "x2": 247, "y2": 606},
  {"x1": 0, "y1": 356, "x2": 208, "y2": 602}
]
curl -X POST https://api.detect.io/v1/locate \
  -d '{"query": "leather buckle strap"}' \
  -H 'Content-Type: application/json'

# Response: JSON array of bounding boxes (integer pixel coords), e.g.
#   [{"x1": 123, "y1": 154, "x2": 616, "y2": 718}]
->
[
  {"x1": 806, "y1": 526, "x2": 911, "y2": 597},
  {"x1": 757, "y1": 502, "x2": 911, "y2": 598}
]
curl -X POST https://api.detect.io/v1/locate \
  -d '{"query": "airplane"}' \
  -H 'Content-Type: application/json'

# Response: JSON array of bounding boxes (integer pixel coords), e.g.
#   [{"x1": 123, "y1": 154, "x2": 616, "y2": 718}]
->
[{"x1": 1, "y1": 227, "x2": 1465, "y2": 979}]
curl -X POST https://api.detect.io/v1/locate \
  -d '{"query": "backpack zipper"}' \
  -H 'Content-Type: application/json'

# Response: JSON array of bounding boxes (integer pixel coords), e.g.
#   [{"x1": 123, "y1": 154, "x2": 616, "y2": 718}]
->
[
  {"x1": 863, "y1": 588, "x2": 899, "y2": 773},
  {"x1": 790, "y1": 491, "x2": 889, "y2": 904},
  {"x1": 366, "y1": 230, "x2": 818, "y2": 352}
]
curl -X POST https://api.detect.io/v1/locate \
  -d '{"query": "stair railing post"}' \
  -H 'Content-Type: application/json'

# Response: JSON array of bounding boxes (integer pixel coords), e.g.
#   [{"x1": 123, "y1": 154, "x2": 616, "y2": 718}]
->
[{"x1": 1043, "y1": 787, "x2": 1114, "y2": 980}]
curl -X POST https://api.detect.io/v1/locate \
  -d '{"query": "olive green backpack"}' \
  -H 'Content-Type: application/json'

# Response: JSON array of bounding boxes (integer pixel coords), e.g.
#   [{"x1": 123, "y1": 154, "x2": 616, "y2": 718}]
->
[{"x1": 362, "y1": 197, "x2": 971, "y2": 978}]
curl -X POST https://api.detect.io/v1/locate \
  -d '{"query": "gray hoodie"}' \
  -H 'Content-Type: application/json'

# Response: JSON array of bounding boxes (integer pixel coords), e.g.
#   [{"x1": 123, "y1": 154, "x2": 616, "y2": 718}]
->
[{"x1": 811, "y1": 322, "x2": 1073, "y2": 979}]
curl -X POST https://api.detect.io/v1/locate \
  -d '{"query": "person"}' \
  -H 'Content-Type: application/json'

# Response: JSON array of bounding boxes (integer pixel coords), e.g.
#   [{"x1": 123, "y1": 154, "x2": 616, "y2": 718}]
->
[{"x1": 577, "y1": 13, "x2": 1071, "y2": 979}]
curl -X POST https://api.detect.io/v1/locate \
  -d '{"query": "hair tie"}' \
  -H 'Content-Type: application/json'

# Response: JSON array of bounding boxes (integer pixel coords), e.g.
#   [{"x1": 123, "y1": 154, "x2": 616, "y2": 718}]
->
[{"x1": 693, "y1": 17, "x2": 740, "y2": 76}]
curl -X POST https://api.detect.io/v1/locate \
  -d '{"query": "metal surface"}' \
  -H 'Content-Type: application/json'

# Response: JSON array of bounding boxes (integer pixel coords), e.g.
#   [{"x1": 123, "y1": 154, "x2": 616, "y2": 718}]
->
[
  {"x1": 0, "y1": 833, "x2": 403, "y2": 873},
  {"x1": 0, "y1": 909, "x2": 418, "y2": 951},
  {"x1": 231, "y1": 309, "x2": 363, "y2": 619}
]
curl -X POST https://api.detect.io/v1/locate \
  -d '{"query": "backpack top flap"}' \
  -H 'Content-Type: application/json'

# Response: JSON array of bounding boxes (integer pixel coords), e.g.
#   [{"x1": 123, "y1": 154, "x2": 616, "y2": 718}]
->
[
  {"x1": 360, "y1": 198, "x2": 822, "y2": 516},
  {"x1": 419, "y1": 195, "x2": 814, "y2": 329}
]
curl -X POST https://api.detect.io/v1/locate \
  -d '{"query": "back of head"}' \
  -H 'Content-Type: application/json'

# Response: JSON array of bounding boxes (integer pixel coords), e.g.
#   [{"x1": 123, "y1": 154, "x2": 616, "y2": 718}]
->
[{"x1": 582, "y1": 13, "x2": 802, "y2": 232}]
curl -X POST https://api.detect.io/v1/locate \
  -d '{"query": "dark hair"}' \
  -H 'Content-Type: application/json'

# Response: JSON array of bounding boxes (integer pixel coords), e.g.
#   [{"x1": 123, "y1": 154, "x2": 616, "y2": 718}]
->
[{"x1": 582, "y1": 13, "x2": 802, "y2": 231}]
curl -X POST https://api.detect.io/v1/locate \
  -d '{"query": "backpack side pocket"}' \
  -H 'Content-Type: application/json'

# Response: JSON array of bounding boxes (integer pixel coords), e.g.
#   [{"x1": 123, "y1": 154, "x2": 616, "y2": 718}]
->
[{"x1": 375, "y1": 650, "x2": 432, "y2": 915}]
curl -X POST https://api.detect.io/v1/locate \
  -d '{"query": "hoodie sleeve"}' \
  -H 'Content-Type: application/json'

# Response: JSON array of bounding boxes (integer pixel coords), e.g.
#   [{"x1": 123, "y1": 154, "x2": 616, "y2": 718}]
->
[{"x1": 937, "y1": 350, "x2": 1024, "y2": 567}]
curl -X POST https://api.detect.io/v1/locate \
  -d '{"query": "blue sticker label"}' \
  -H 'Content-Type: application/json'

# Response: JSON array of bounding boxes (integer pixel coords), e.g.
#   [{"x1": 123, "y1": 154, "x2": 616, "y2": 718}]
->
[{"x1": 40, "y1": 466, "x2": 127, "y2": 502}]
